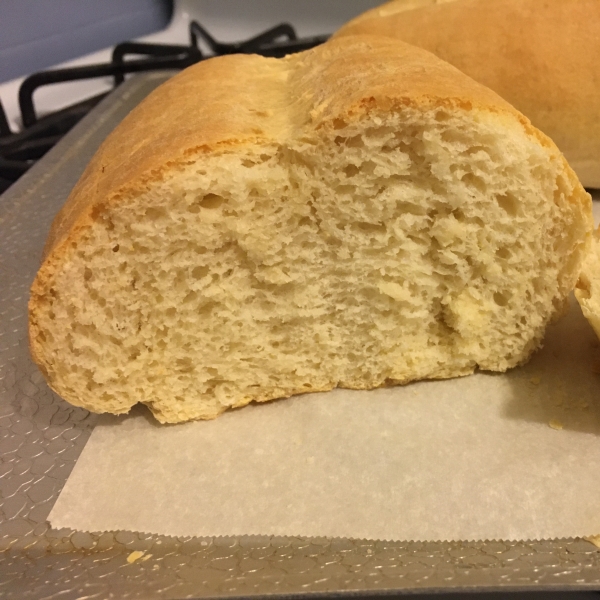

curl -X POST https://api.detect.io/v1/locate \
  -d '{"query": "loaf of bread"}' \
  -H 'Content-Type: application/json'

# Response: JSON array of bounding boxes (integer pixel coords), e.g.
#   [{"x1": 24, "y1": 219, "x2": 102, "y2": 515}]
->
[
  {"x1": 28, "y1": 35, "x2": 592, "y2": 424},
  {"x1": 335, "y1": 0, "x2": 600, "y2": 188},
  {"x1": 576, "y1": 227, "x2": 600, "y2": 339}
]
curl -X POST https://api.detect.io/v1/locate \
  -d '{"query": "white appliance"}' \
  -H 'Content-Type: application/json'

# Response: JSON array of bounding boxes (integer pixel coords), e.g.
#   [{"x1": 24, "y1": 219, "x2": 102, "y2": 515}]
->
[{"x1": 0, "y1": 0, "x2": 380, "y2": 132}]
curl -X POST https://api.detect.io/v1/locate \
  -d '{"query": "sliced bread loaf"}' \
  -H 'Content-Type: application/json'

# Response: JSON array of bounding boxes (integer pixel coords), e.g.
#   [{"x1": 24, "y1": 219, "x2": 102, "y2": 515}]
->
[{"x1": 29, "y1": 35, "x2": 592, "y2": 423}]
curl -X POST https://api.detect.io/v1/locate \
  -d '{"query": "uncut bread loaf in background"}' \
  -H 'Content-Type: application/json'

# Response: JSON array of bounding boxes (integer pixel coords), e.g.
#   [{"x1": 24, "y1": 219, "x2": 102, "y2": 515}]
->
[
  {"x1": 29, "y1": 35, "x2": 592, "y2": 424},
  {"x1": 335, "y1": 0, "x2": 600, "y2": 188}
]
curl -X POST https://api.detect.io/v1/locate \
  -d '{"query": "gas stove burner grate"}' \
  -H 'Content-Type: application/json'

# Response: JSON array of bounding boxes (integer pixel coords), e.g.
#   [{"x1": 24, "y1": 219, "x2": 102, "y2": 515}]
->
[{"x1": 0, "y1": 21, "x2": 328, "y2": 194}]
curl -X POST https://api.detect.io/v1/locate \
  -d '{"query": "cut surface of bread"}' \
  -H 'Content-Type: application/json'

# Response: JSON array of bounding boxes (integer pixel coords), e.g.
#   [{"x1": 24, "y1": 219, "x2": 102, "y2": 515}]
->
[
  {"x1": 576, "y1": 227, "x2": 600, "y2": 339},
  {"x1": 29, "y1": 35, "x2": 592, "y2": 424},
  {"x1": 336, "y1": 0, "x2": 600, "y2": 188}
]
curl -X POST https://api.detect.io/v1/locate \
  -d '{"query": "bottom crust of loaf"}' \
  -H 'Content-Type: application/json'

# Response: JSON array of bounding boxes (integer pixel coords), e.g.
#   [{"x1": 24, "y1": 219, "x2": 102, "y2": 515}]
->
[{"x1": 141, "y1": 363, "x2": 480, "y2": 423}]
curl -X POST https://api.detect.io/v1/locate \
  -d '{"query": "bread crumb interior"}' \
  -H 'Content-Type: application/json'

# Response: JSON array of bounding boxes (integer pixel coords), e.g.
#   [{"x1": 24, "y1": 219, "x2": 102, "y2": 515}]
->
[{"x1": 37, "y1": 107, "x2": 585, "y2": 422}]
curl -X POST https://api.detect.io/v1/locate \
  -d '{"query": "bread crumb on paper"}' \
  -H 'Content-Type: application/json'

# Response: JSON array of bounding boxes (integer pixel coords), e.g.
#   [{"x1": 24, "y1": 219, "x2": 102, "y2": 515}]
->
[
  {"x1": 548, "y1": 419, "x2": 563, "y2": 430},
  {"x1": 584, "y1": 535, "x2": 600, "y2": 549},
  {"x1": 529, "y1": 376, "x2": 541, "y2": 385},
  {"x1": 126, "y1": 551, "x2": 146, "y2": 564}
]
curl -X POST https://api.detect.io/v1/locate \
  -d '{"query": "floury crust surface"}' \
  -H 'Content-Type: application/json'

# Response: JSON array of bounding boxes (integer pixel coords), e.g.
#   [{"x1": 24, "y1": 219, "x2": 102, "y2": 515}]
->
[{"x1": 29, "y1": 35, "x2": 592, "y2": 423}]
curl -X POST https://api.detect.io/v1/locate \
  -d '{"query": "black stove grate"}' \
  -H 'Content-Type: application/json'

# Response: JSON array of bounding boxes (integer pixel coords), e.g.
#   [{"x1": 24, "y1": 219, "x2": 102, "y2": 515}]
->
[{"x1": 0, "y1": 21, "x2": 328, "y2": 195}]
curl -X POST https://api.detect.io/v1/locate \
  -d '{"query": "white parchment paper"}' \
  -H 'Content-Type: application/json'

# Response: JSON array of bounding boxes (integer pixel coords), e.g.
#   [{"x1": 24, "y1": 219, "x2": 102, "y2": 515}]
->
[{"x1": 49, "y1": 293, "x2": 600, "y2": 541}]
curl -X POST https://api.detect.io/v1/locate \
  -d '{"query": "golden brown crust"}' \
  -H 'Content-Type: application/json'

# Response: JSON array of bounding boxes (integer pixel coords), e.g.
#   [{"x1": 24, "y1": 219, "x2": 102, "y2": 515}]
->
[
  {"x1": 30, "y1": 36, "x2": 544, "y2": 349},
  {"x1": 30, "y1": 35, "x2": 576, "y2": 304},
  {"x1": 335, "y1": 0, "x2": 600, "y2": 187},
  {"x1": 35, "y1": 34, "x2": 545, "y2": 264},
  {"x1": 40, "y1": 56, "x2": 291, "y2": 261},
  {"x1": 30, "y1": 35, "x2": 530, "y2": 326}
]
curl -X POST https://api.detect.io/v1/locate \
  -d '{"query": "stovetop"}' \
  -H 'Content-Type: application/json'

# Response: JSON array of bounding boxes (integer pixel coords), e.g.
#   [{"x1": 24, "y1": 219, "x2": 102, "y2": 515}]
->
[{"x1": 0, "y1": 0, "x2": 384, "y2": 195}]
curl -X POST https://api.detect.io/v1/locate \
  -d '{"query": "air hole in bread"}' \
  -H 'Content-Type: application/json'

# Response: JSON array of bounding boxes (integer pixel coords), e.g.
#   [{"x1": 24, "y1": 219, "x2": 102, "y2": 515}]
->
[
  {"x1": 145, "y1": 207, "x2": 166, "y2": 220},
  {"x1": 461, "y1": 172, "x2": 487, "y2": 194},
  {"x1": 183, "y1": 291, "x2": 197, "y2": 303},
  {"x1": 192, "y1": 266, "x2": 209, "y2": 279},
  {"x1": 347, "y1": 135, "x2": 365, "y2": 149},
  {"x1": 344, "y1": 164, "x2": 360, "y2": 177},
  {"x1": 199, "y1": 194, "x2": 225, "y2": 209},
  {"x1": 496, "y1": 192, "x2": 519, "y2": 216},
  {"x1": 493, "y1": 292, "x2": 510, "y2": 307}
]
